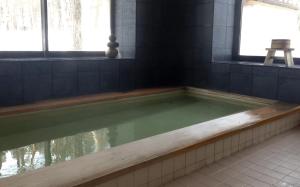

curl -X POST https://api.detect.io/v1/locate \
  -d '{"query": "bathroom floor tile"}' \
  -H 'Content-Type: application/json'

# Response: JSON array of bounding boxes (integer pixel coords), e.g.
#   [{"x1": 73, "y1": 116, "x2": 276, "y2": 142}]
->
[{"x1": 164, "y1": 127, "x2": 300, "y2": 187}]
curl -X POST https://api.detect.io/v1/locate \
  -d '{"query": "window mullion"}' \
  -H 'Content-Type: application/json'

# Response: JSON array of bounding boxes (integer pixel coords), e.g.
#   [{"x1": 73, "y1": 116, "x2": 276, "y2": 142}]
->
[
  {"x1": 110, "y1": 0, "x2": 115, "y2": 35},
  {"x1": 41, "y1": 0, "x2": 49, "y2": 56}
]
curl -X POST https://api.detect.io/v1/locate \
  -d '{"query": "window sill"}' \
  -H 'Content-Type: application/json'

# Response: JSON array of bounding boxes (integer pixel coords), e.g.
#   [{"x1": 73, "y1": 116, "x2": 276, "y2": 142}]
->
[
  {"x1": 0, "y1": 57, "x2": 134, "y2": 62},
  {"x1": 214, "y1": 60, "x2": 300, "y2": 69}
]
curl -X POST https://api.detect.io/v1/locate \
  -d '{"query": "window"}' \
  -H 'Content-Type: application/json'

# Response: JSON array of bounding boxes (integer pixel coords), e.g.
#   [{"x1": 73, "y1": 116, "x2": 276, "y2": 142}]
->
[
  {"x1": 0, "y1": 0, "x2": 42, "y2": 51},
  {"x1": 240, "y1": 0, "x2": 300, "y2": 57},
  {"x1": 0, "y1": 0, "x2": 110, "y2": 53},
  {"x1": 48, "y1": 0, "x2": 110, "y2": 51}
]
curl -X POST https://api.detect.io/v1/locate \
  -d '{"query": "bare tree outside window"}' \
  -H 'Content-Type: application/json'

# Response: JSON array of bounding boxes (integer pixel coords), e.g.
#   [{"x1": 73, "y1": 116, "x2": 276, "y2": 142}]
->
[
  {"x1": 298, "y1": 13, "x2": 300, "y2": 31},
  {"x1": 0, "y1": 0, "x2": 42, "y2": 51},
  {"x1": 0, "y1": 0, "x2": 110, "y2": 52},
  {"x1": 73, "y1": 0, "x2": 82, "y2": 50},
  {"x1": 47, "y1": 0, "x2": 110, "y2": 51}
]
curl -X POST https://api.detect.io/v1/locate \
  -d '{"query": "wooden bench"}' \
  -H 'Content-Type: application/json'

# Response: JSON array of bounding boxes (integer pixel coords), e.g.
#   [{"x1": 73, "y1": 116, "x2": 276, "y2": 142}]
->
[{"x1": 264, "y1": 39, "x2": 295, "y2": 67}]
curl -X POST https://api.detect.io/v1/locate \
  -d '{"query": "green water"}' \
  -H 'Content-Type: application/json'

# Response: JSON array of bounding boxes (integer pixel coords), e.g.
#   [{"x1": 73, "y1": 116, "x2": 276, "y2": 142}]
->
[{"x1": 0, "y1": 93, "x2": 262, "y2": 178}]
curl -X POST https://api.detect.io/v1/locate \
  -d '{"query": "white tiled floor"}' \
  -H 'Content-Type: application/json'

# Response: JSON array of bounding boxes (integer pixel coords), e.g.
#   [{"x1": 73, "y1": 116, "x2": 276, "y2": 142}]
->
[{"x1": 164, "y1": 127, "x2": 300, "y2": 187}]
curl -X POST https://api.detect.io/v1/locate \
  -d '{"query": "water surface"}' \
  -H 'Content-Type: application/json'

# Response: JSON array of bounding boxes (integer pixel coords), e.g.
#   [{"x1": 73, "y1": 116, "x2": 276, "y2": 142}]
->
[{"x1": 0, "y1": 93, "x2": 262, "y2": 178}]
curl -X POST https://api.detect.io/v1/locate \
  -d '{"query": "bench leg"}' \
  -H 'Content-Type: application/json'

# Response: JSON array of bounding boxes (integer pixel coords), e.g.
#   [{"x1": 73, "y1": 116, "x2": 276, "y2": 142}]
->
[
  {"x1": 284, "y1": 51, "x2": 294, "y2": 67},
  {"x1": 264, "y1": 50, "x2": 276, "y2": 65}
]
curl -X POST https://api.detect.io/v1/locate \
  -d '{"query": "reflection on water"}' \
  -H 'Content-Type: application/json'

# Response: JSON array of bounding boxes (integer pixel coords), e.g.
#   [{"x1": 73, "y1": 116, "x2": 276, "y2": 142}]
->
[
  {"x1": 0, "y1": 94, "x2": 262, "y2": 178},
  {"x1": 0, "y1": 128, "x2": 111, "y2": 178}
]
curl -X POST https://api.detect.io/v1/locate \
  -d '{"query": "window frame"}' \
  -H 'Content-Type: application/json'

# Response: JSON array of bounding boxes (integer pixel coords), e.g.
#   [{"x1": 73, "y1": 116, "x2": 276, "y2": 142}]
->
[
  {"x1": 0, "y1": 0, "x2": 113, "y2": 59},
  {"x1": 233, "y1": 0, "x2": 300, "y2": 64}
]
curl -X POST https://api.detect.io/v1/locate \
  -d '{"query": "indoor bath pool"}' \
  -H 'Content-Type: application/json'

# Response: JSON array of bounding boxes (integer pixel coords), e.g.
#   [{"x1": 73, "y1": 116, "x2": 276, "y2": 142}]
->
[{"x1": 0, "y1": 89, "x2": 264, "y2": 178}]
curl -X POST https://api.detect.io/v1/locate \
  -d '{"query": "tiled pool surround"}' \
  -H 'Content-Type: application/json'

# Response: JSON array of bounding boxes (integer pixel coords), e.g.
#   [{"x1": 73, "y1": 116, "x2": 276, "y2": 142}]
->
[
  {"x1": 0, "y1": 87, "x2": 299, "y2": 187},
  {"x1": 89, "y1": 113, "x2": 300, "y2": 187},
  {"x1": 165, "y1": 127, "x2": 300, "y2": 187}
]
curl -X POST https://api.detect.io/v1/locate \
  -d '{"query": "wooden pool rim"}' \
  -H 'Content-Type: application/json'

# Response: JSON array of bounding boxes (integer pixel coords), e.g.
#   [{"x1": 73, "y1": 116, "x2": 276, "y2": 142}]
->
[{"x1": 0, "y1": 87, "x2": 299, "y2": 187}]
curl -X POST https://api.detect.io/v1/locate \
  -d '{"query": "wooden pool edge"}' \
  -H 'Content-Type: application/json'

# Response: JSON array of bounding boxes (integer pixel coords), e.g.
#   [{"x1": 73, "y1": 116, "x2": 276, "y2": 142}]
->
[
  {"x1": 0, "y1": 87, "x2": 299, "y2": 187},
  {"x1": 0, "y1": 87, "x2": 182, "y2": 117},
  {"x1": 75, "y1": 104, "x2": 300, "y2": 187}
]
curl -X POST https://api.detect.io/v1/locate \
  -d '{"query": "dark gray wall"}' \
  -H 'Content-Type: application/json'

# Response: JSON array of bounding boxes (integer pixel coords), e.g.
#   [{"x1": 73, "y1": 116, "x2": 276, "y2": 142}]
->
[
  {"x1": 0, "y1": 0, "x2": 138, "y2": 106},
  {"x1": 0, "y1": 0, "x2": 181, "y2": 106},
  {"x1": 212, "y1": 0, "x2": 235, "y2": 61},
  {"x1": 0, "y1": 59, "x2": 135, "y2": 106},
  {"x1": 181, "y1": 0, "x2": 214, "y2": 88},
  {"x1": 135, "y1": 0, "x2": 182, "y2": 87},
  {"x1": 2, "y1": 0, "x2": 300, "y2": 106},
  {"x1": 117, "y1": 0, "x2": 300, "y2": 104},
  {"x1": 179, "y1": 0, "x2": 238, "y2": 89},
  {"x1": 182, "y1": 0, "x2": 300, "y2": 104},
  {"x1": 115, "y1": 0, "x2": 136, "y2": 58},
  {"x1": 193, "y1": 62, "x2": 300, "y2": 103}
]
